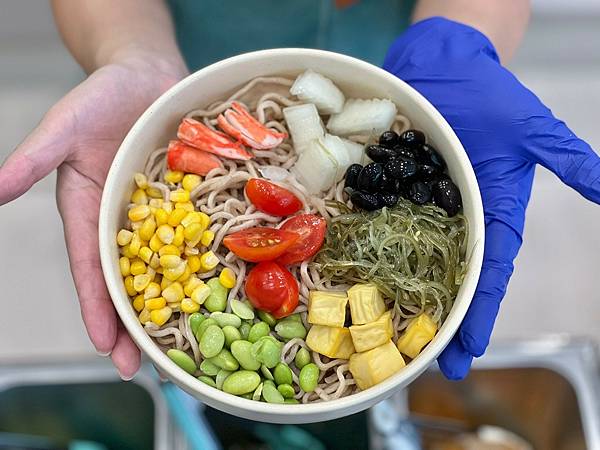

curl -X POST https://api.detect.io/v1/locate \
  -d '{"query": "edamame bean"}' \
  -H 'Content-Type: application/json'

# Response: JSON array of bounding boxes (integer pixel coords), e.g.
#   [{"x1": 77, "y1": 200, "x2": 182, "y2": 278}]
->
[
  {"x1": 275, "y1": 320, "x2": 307, "y2": 340},
  {"x1": 215, "y1": 369, "x2": 232, "y2": 390},
  {"x1": 294, "y1": 348, "x2": 311, "y2": 369},
  {"x1": 261, "y1": 380, "x2": 284, "y2": 404},
  {"x1": 248, "y1": 321, "x2": 270, "y2": 343},
  {"x1": 222, "y1": 370, "x2": 261, "y2": 395},
  {"x1": 277, "y1": 383, "x2": 295, "y2": 399},
  {"x1": 222, "y1": 325, "x2": 242, "y2": 347},
  {"x1": 208, "y1": 349, "x2": 239, "y2": 371},
  {"x1": 195, "y1": 318, "x2": 218, "y2": 341},
  {"x1": 240, "y1": 393, "x2": 253, "y2": 400},
  {"x1": 167, "y1": 349, "x2": 197, "y2": 374},
  {"x1": 198, "y1": 376, "x2": 217, "y2": 388},
  {"x1": 261, "y1": 364, "x2": 274, "y2": 381},
  {"x1": 257, "y1": 310, "x2": 277, "y2": 327},
  {"x1": 251, "y1": 336, "x2": 282, "y2": 368},
  {"x1": 273, "y1": 363, "x2": 293, "y2": 386},
  {"x1": 231, "y1": 299, "x2": 255, "y2": 320},
  {"x1": 210, "y1": 312, "x2": 242, "y2": 328},
  {"x1": 284, "y1": 398, "x2": 299, "y2": 404},
  {"x1": 230, "y1": 340, "x2": 261, "y2": 371},
  {"x1": 299, "y1": 363, "x2": 319, "y2": 393},
  {"x1": 199, "y1": 325, "x2": 225, "y2": 358},
  {"x1": 239, "y1": 322, "x2": 251, "y2": 340},
  {"x1": 286, "y1": 313, "x2": 302, "y2": 323},
  {"x1": 204, "y1": 278, "x2": 228, "y2": 312},
  {"x1": 199, "y1": 359, "x2": 219, "y2": 377},
  {"x1": 252, "y1": 382, "x2": 263, "y2": 401},
  {"x1": 189, "y1": 312, "x2": 206, "y2": 335}
]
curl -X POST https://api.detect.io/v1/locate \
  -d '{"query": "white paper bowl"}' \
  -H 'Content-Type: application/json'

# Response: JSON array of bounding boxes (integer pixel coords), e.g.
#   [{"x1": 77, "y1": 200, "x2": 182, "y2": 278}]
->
[{"x1": 99, "y1": 48, "x2": 484, "y2": 424}]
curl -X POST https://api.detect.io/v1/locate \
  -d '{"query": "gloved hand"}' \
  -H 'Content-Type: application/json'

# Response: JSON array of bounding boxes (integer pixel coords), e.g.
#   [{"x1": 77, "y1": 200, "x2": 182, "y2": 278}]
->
[{"x1": 383, "y1": 17, "x2": 600, "y2": 379}]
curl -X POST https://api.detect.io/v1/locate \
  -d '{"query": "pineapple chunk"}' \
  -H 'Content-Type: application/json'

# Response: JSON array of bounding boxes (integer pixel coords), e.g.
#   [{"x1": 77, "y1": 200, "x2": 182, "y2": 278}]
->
[
  {"x1": 348, "y1": 284, "x2": 386, "y2": 324},
  {"x1": 349, "y1": 341, "x2": 405, "y2": 390},
  {"x1": 308, "y1": 291, "x2": 348, "y2": 327},
  {"x1": 396, "y1": 314, "x2": 438, "y2": 359},
  {"x1": 349, "y1": 310, "x2": 393, "y2": 352},
  {"x1": 306, "y1": 325, "x2": 355, "y2": 359}
]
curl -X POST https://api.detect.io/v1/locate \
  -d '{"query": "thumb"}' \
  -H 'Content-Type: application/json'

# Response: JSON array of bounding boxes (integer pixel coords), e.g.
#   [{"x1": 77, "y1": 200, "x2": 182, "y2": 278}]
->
[{"x1": 0, "y1": 106, "x2": 72, "y2": 205}]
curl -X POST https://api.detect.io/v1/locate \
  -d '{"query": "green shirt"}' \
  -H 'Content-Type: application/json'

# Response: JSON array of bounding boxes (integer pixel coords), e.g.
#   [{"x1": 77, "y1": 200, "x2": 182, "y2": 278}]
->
[{"x1": 167, "y1": 0, "x2": 414, "y2": 71}]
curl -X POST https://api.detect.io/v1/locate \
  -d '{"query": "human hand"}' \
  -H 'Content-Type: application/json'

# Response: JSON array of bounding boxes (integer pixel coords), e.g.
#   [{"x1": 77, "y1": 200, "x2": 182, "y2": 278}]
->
[
  {"x1": 383, "y1": 17, "x2": 600, "y2": 378},
  {"x1": 0, "y1": 55, "x2": 186, "y2": 378}
]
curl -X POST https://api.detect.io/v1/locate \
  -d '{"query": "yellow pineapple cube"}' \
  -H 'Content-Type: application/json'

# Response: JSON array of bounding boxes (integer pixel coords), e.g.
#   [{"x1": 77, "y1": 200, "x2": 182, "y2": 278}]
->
[
  {"x1": 349, "y1": 341, "x2": 405, "y2": 390},
  {"x1": 396, "y1": 314, "x2": 438, "y2": 359},
  {"x1": 348, "y1": 284, "x2": 386, "y2": 324},
  {"x1": 308, "y1": 291, "x2": 348, "y2": 327},
  {"x1": 306, "y1": 325, "x2": 355, "y2": 359},
  {"x1": 349, "y1": 310, "x2": 393, "y2": 352}
]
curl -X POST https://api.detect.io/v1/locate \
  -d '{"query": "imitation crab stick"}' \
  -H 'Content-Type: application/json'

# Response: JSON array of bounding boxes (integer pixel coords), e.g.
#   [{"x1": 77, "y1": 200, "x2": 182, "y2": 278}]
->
[
  {"x1": 177, "y1": 117, "x2": 254, "y2": 160},
  {"x1": 167, "y1": 140, "x2": 223, "y2": 176}
]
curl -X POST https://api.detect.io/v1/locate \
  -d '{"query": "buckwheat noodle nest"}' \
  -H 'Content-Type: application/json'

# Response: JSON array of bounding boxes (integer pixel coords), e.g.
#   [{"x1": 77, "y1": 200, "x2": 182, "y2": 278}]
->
[{"x1": 131, "y1": 76, "x2": 466, "y2": 403}]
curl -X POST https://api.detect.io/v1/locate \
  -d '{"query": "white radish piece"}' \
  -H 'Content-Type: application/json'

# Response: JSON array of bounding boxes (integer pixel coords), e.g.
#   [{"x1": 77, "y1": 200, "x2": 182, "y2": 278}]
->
[
  {"x1": 341, "y1": 138, "x2": 365, "y2": 166},
  {"x1": 290, "y1": 70, "x2": 345, "y2": 115},
  {"x1": 283, "y1": 104, "x2": 324, "y2": 154},
  {"x1": 319, "y1": 134, "x2": 353, "y2": 181},
  {"x1": 291, "y1": 139, "x2": 338, "y2": 194},
  {"x1": 258, "y1": 166, "x2": 290, "y2": 182},
  {"x1": 327, "y1": 98, "x2": 397, "y2": 136}
]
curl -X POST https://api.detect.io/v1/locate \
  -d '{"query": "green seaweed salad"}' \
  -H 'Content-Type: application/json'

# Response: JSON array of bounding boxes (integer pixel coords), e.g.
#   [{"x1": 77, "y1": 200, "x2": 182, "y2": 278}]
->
[{"x1": 312, "y1": 199, "x2": 468, "y2": 324}]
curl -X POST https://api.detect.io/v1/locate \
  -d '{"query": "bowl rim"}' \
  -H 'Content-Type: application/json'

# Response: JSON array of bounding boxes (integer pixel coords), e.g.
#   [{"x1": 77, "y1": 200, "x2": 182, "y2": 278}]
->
[{"x1": 99, "y1": 48, "x2": 484, "y2": 418}]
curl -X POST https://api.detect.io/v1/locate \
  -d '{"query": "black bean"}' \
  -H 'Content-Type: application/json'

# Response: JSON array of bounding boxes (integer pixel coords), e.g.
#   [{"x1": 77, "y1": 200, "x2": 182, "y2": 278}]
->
[
  {"x1": 381, "y1": 172, "x2": 402, "y2": 194},
  {"x1": 407, "y1": 181, "x2": 432, "y2": 205},
  {"x1": 344, "y1": 164, "x2": 363, "y2": 189},
  {"x1": 432, "y1": 179, "x2": 462, "y2": 216},
  {"x1": 378, "y1": 130, "x2": 399, "y2": 148},
  {"x1": 366, "y1": 145, "x2": 397, "y2": 163},
  {"x1": 384, "y1": 156, "x2": 418, "y2": 180},
  {"x1": 357, "y1": 163, "x2": 384, "y2": 193},
  {"x1": 418, "y1": 143, "x2": 446, "y2": 171},
  {"x1": 418, "y1": 163, "x2": 441, "y2": 181},
  {"x1": 351, "y1": 190, "x2": 383, "y2": 211},
  {"x1": 399, "y1": 129, "x2": 426, "y2": 149},
  {"x1": 392, "y1": 145, "x2": 416, "y2": 160},
  {"x1": 378, "y1": 192, "x2": 399, "y2": 208}
]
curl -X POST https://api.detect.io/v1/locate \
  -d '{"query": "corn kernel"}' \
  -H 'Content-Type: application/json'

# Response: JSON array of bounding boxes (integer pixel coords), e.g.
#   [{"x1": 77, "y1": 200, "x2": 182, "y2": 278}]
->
[
  {"x1": 130, "y1": 221, "x2": 143, "y2": 231},
  {"x1": 160, "y1": 254, "x2": 181, "y2": 269},
  {"x1": 191, "y1": 284, "x2": 211, "y2": 304},
  {"x1": 155, "y1": 266, "x2": 163, "y2": 274},
  {"x1": 130, "y1": 259, "x2": 146, "y2": 276},
  {"x1": 155, "y1": 208, "x2": 169, "y2": 226},
  {"x1": 150, "y1": 306, "x2": 173, "y2": 326},
  {"x1": 174, "y1": 202, "x2": 194, "y2": 212},
  {"x1": 138, "y1": 247, "x2": 153, "y2": 264},
  {"x1": 161, "y1": 276, "x2": 174, "y2": 290},
  {"x1": 153, "y1": 273, "x2": 162, "y2": 283},
  {"x1": 149, "y1": 253, "x2": 161, "y2": 269},
  {"x1": 219, "y1": 268, "x2": 236, "y2": 289},
  {"x1": 119, "y1": 257, "x2": 131, "y2": 276},
  {"x1": 146, "y1": 266, "x2": 156, "y2": 279},
  {"x1": 168, "y1": 208, "x2": 187, "y2": 227},
  {"x1": 144, "y1": 282, "x2": 161, "y2": 300},
  {"x1": 139, "y1": 308, "x2": 151, "y2": 324},
  {"x1": 146, "y1": 186, "x2": 163, "y2": 198},
  {"x1": 162, "y1": 201, "x2": 173, "y2": 213},
  {"x1": 162, "y1": 282, "x2": 184, "y2": 303},
  {"x1": 134, "y1": 173, "x2": 148, "y2": 189},
  {"x1": 131, "y1": 188, "x2": 148, "y2": 205},
  {"x1": 183, "y1": 255, "x2": 198, "y2": 273},
  {"x1": 139, "y1": 216, "x2": 156, "y2": 241},
  {"x1": 164, "y1": 170, "x2": 184, "y2": 184},
  {"x1": 121, "y1": 245, "x2": 135, "y2": 259},
  {"x1": 133, "y1": 294, "x2": 145, "y2": 312},
  {"x1": 200, "y1": 230, "x2": 215, "y2": 247},
  {"x1": 178, "y1": 264, "x2": 192, "y2": 283},
  {"x1": 149, "y1": 198, "x2": 163, "y2": 208},
  {"x1": 134, "y1": 273, "x2": 152, "y2": 292},
  {"x1": 183, "y1": 222, "x2": 202, "y2": 242},
  {"x1": 163, "y1": 261, "x2": 186, "y2": 281},
  {"x1": 184, "y1": 277, "x2": 203, "y2": 297},
  {"x1": 149, "y1": 234, "x2": 163, "y2": 252},
  {"x1": 182, "y1": 174, "x2": 201, "y2": 191},
  {"x1": 158, "y1": 244, "x2": 179, "y2": 256},
  {"x1": 173, "y1": 225, "x2": 185, "y2": 246},
  {"x1": 184, "y1": 246, "x2": 199, "y2": 256},
  {"x1": 181, "y1": 212, "x2": 201, "y2": 227},
  {"x1": 128, "y1": 205, "x2": 151, "y2": 222},
  {"x1": 200, "y1": 251, "x2": 219, "y2": 271},
  {"x1": 181, "y1": 297, "x2": 200, "y2": 313},
  {"x1": 199, "y1": 212, "x2": 210, "y2": 230},
  {"x1": 145, "y1": 297, "x2": 167, "y2": 310},
  {"x1": 124, "y1": 276, "x2": 137, "y2": 296},
  {"x1": 156, "y1": 224, "x2": 175, "y2": 244},
  {"x1": 170, "y1": 189, "x2": 190, "y2": 203},
  {"x1": 129, "y1": 232, "x2": 142, "y2": 256},
  {"x1": 117, "y1": 229, "x2": 133, "y2": 246}
]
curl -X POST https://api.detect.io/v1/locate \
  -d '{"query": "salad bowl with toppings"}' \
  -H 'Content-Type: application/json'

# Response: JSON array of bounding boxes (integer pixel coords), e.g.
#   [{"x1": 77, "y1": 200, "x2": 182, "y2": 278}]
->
[{"x1": 99, "y1": 48, "x2": 484, "y2": 423}]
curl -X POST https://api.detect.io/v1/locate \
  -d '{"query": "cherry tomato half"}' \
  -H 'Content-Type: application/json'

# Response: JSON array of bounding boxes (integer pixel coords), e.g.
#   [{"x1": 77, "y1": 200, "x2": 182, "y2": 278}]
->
[
  {"x1": 245, "y1": 178, "x2": 303, "y2": 216},
  {"x1": 223, "y1": 227, "x2": 299, "y2": 262},
  {"x1": 245, "y1": 261, "x2": 299, "y2": 318},
  {"x1": 276, "y1": 214, "x2": 327, "y2": 265}
]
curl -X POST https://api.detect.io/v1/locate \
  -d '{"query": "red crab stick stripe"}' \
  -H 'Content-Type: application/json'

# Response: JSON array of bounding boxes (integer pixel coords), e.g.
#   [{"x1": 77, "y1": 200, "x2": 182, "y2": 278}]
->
[
  {"x1": 167, "y1": 140, "x2": 223, "y2": 176},
  {"x1": 177, "y1": 117, "x2": 254, "y2": 160},
  {"x1": 217, "y1": 102, "x2": 287, "y2": 150}
]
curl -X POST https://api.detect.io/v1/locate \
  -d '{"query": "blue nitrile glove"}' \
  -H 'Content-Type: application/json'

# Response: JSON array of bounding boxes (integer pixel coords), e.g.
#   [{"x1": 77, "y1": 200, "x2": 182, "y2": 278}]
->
[{"x1": 383, "y1": 17, "x2": 600, "y2": 379}]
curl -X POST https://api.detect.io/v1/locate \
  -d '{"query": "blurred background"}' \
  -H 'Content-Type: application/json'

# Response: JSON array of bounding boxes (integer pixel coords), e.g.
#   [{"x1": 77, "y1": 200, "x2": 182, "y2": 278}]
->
[{"x1": 1, "y1": 1, "x2": 599, "y2": 449}]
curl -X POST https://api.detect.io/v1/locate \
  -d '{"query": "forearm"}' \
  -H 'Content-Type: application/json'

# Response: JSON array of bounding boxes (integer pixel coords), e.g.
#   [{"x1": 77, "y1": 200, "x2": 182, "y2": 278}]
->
[
  {"x1": 412, "y1": 0, "x2": 530, "y2": 62},
  {"x1": 51, "y1": 0, "x2": 187, "y2": 75}
]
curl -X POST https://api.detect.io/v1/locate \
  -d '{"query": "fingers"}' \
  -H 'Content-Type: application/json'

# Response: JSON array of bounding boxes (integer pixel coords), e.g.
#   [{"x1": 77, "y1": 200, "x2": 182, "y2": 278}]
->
[
  {"x1": 111, "y1": 324, "x2": 141, "y2": 380},
  {"x1": 0, "y1": 107, "x2": 71, "y2": 205},
  {"x1": 57, "y1": 164, "x2": 118, "y2": 355},
  {"x1": 437, "y1": 335, "x2": 473, "y2": 380}
]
